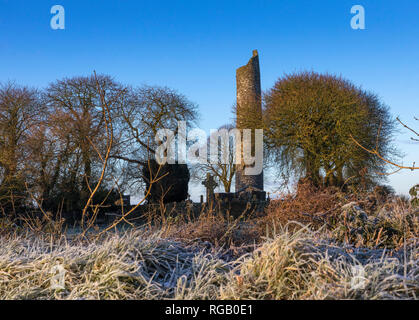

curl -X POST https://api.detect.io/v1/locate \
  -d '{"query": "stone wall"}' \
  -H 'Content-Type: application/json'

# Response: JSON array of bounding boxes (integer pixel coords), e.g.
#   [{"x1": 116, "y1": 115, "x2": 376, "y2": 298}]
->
[{"x1": 235, "y1": 50, "x2": 264, "y2": 192}]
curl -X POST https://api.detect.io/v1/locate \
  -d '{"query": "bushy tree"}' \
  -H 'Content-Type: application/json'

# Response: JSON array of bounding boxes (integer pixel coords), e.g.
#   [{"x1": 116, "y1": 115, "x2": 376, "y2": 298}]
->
[
  {"x1": 42, "y1": 74, "x2": 126, "y2": 215},
  {"x1": 263, "y1": 72, "x2": 396, "y2": 189},
  {"x1": 0, "y1": 82, "x2": 42, "y2": 213}
]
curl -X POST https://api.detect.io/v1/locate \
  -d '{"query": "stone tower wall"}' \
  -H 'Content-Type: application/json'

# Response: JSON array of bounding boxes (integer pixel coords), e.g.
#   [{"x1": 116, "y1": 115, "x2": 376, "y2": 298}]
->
[{"x1": 235, "y1": 50, "x2": 264, "y2": 192}]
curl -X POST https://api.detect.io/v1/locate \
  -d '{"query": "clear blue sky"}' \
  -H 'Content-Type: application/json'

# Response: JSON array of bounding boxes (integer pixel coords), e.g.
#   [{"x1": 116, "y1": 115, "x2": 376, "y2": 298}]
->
[{"x1": 1, "y1": 0, "x2": 418, "y2": 198}]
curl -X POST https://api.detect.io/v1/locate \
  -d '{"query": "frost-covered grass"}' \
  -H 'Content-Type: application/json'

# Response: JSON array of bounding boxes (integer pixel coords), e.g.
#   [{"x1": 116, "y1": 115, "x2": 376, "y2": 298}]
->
[
  {"x1": 0, "y1": 229, "x2": 228, "y2": 300},
  {"x1": 0, "y1": 221, "x2": 417, "y2": 300},
  {"x1": 1, "y1": 186, "x2": 418, "y2": 300},
  {"x1": 220, "y1": 224, "x2": 418, "y2": 300}
]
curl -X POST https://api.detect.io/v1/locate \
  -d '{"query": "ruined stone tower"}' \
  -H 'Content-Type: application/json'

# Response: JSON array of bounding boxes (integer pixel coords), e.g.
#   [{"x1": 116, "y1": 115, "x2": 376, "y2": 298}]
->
[{"x1": 235, "y1": 50, "x2": 264, "y2": 192}]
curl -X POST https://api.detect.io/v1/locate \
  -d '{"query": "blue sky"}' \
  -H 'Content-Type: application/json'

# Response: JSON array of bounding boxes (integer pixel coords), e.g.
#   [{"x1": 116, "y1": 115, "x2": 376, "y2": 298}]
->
[{"x1": 0, "y1": 0, "x2": 418, "y2": 198}]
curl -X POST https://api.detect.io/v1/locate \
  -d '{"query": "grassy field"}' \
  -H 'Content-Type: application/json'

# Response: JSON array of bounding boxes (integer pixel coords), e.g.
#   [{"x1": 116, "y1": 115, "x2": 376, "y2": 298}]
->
[{"x1": 0, "y1": 186, "x2": 418, "y2": 300}]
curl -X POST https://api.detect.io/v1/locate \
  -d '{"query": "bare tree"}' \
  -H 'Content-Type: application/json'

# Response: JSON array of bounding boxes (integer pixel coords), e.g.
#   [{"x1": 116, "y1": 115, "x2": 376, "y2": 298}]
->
[
  {"x1": 113, "y1": 85, "x2": 198, "y2": 196},
  {"x1": 191, "y1": 124, "x2": 237, "y2": 192},
  {"x1": 351, "y1": 116, "x2": 418, "y2": 172}
]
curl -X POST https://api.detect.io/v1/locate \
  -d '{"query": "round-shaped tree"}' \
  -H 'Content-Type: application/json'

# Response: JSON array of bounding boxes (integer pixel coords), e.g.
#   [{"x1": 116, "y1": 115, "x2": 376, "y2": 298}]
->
[{"x1": 263, "y1": 72, "x2": 396, "y2": 189}]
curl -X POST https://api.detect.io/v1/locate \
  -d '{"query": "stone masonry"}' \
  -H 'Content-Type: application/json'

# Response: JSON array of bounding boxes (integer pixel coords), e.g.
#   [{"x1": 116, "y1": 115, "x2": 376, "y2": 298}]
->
[{"x1": 235, "y1": 50, "x2": 264, "y2": 192}]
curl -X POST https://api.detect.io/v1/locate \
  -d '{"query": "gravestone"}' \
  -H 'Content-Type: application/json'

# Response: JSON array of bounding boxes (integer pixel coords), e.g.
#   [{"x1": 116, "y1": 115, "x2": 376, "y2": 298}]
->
[
  {"x1": 142, "y1": 159, "x2": 190, "y2": 203},
  {"x1": 202, "y1": 173, "x2": 218, "y2": 204}
]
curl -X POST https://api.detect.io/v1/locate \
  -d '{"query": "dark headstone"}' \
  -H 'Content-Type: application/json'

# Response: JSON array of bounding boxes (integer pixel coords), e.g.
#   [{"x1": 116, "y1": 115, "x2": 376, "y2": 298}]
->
[
  {"x1": 202, "y1": 173, "x2": 218, "y2": 204},
  {"x1": 142, "y1": 160, "x2": 190, "y2": 204}
]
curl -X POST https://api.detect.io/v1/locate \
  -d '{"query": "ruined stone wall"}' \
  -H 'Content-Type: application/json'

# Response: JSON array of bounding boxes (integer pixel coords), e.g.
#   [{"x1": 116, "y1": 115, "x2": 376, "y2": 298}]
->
[{"x1": 235, "y1": 50, "x2": 264, "y2": 192}]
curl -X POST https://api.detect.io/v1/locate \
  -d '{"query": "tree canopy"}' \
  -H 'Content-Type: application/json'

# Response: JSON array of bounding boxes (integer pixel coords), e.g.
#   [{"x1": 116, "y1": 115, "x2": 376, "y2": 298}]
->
[{"x1": 263, "y1": 72, "x2": 396, "y2": 189}]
